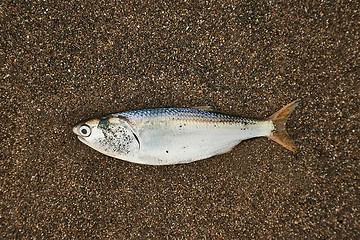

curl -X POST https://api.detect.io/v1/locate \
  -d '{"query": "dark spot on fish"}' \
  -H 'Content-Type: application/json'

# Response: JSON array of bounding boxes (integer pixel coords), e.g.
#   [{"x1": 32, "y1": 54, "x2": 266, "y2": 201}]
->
[
  {"x1": 214, "y1": 124, "x2": 217, "y2": 127},
  {"x1": 179, "y1": 125, "x2": 182, "y2": 128},
  {"x1": 98, "y1": 117, "x2": 110, "y2": 129},
  {"x1": 166, "y1": 150, "x2": 169, "y2": 153}
]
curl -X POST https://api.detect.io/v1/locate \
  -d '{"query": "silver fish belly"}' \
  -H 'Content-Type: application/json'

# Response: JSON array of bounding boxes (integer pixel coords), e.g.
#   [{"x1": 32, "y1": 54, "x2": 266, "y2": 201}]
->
[{"x1": 72, "y1": 101, "x2": 299, "y2": 165}]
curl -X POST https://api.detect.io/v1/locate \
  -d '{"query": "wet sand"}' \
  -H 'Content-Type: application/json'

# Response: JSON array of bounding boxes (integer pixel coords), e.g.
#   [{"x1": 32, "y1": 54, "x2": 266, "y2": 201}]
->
[{"x1": 1, "y1": 1, "x2": 358, "y2": 239}]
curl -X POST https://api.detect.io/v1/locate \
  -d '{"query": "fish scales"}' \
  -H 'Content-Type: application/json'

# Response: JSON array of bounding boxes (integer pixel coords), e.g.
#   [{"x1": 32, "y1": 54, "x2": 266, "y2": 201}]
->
[{"x1": 116, "y1": 108, "x2": 254, "y2": 125}]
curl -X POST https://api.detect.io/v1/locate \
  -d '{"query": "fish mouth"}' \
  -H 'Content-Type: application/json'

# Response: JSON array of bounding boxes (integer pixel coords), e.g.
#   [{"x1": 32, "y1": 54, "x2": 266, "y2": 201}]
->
[
  {"x1": 72, "y1": 124, "x2": 93, "y2": 148},
  {"x1": 72, "y1": 124, "x2": 90, "y2": 144},
  {"x1": 72, "y1": 126, "x2": 85, "y2": 142},
  {"x1": 72, "y1": 125, "x2": 85, "y2": 142},
  {"x1": 72, "y1": 125, "x2": 80, "y2": 136},
  {"x1": 77, "y1": 135, "x2": 86, "y2": 144}
]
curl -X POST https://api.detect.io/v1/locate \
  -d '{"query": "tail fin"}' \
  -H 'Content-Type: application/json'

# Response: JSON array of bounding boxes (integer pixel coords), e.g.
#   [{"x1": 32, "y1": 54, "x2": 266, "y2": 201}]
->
[{"x1": 267, "y1": 100, "x2": 300, "y2": 152}]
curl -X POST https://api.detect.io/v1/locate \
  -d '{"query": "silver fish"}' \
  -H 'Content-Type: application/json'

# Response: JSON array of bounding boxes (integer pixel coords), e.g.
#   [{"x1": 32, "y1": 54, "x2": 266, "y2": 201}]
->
[{"x1": 73, "y1": 100, "x2": 299, "y2": 165}]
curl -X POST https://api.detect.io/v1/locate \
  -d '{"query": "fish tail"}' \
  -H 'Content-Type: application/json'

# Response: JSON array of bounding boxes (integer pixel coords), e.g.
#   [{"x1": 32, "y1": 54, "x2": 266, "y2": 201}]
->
[{"x1": 267, "y1": 100, "x2": 300, "y2": 152}]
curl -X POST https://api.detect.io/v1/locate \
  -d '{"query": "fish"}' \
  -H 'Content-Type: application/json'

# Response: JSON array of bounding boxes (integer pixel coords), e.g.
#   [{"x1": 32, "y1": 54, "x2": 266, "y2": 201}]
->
[{"x1": 72, "y1": 100, "x2": 299, "y2": 165}]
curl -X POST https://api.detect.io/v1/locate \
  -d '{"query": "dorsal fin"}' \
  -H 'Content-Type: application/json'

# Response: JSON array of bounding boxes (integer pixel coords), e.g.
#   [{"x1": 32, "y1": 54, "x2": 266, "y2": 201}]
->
[{"x1": 192, "y1": 106, "x2": 215, "y2": 111}]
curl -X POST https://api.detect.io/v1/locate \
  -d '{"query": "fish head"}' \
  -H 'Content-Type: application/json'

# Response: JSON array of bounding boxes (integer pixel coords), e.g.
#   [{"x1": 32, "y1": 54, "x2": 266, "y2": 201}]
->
[
  {"x1": 72, "y1": 116, "x2": 140, "y2": 159},
  {"x1": 72, "y1": 118, "x2": 103, "y2": 145}
]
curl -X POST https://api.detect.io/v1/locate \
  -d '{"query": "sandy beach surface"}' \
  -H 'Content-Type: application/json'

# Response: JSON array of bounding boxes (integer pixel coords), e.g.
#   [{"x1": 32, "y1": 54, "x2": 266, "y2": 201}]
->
[{"x1": 1, "y1": 1, "x2": 358, "y2": 239}]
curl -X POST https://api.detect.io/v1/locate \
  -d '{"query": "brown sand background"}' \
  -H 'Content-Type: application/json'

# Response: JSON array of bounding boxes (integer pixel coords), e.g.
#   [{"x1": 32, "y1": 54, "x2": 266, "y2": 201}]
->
[{"x1": 1, "y1": 1, "x2": 358, "y2": 239}]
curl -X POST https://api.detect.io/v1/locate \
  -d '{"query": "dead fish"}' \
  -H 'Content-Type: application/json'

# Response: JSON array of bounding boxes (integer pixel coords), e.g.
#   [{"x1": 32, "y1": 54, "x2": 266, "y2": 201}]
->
[{"x1": 73, "y1": 100, "x2": 299, "y2": 165}]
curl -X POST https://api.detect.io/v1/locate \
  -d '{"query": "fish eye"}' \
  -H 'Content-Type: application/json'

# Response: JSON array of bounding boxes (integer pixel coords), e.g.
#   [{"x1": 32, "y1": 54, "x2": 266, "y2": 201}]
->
[{"x1": 79, "y1": 124, "x2": 91, "y2": 137}]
